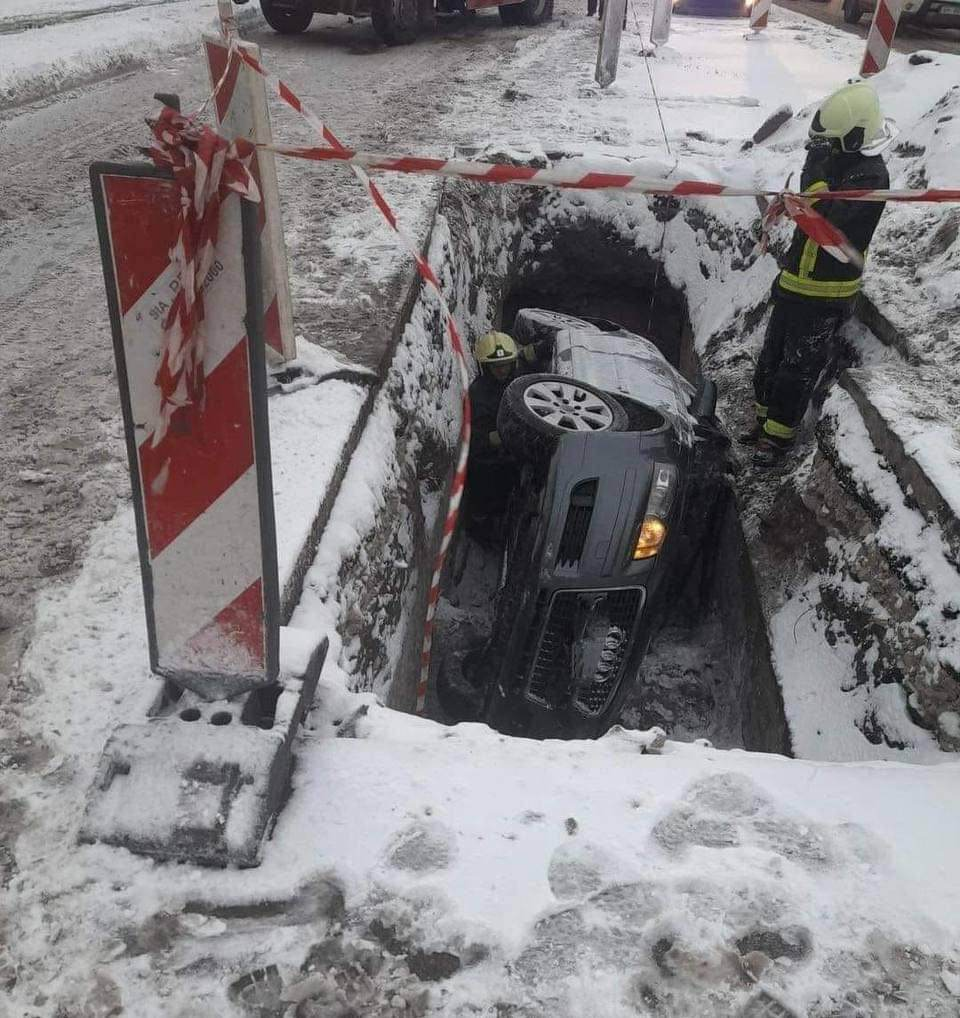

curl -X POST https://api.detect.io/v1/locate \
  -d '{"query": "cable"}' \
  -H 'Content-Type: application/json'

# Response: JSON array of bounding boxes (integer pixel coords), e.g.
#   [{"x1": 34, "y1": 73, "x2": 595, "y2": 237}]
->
[
  {"x1": 626, "y1": 0, "x2": 673, "y2": 333},
  {"x1": 629, "y1": 0, "x2": 671, "y2": 157}
]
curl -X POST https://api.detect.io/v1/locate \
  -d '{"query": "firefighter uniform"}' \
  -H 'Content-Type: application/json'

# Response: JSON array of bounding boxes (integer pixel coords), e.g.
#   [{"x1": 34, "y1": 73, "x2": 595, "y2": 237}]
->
[
  {"x1": 465, "y1": 332, "x2": 548, "y2": 525},
  {"x1": 751, "y1": 83, "x2": 890, "y2": 465}
]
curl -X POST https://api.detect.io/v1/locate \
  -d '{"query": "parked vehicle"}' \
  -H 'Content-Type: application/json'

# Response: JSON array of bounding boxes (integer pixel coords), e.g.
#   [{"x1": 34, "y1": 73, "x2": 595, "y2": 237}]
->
[
  {"x1": 673, "y1": 0, "x2": 752, "y2": 17},
  {"x1": 842, "y1": 0, "x2": 960, "y2": 26},
  {"x1": 437, "y1": 309, "x2": 731, "y2": 739},
  {"x1": 239, "y1": 0, "x2": 552, "y2": 46}
]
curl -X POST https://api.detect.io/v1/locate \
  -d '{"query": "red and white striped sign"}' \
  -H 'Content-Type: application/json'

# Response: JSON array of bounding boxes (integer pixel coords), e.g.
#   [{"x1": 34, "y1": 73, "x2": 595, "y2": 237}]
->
[
  {"x1": 204, "y1": 36, "x2": 296, "y2": 362},
  {"x1": 91, "y1": 164, "x2": 279, "y2": 697},
  {"x1": 749, "y1": 0, "x2": 772, "y2": 31},
  {"x1": 861, "y1": 0, "x2": 902, "y2": 75}
]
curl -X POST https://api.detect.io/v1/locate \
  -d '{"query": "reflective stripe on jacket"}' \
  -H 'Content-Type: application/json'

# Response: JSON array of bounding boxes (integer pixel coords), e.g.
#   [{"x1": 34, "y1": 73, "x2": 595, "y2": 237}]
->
[{"x1": 776, "y1": 149, "x2": 889, "y2": 305}]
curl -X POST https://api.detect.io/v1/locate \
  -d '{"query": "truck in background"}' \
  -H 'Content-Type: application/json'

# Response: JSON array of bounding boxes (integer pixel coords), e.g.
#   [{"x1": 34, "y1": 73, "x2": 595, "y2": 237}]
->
[{"x1": 240, "y1": 0, "x2": 553, "y2": 46}]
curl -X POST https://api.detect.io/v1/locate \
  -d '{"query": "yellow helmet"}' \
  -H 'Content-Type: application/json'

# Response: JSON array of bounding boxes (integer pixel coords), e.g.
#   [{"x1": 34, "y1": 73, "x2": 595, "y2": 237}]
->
[
  {"x1": 809, "y1": 82, "x2": 883, "y2": 153},
  {"x1": 475, "y1": 331, "x2": 518, "y2": 365}
]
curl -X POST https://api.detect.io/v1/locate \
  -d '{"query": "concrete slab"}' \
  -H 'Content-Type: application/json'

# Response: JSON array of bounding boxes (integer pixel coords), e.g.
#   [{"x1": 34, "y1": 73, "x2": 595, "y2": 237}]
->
[
  {"x1": 270, "y1": 370, "x2": 373, "y2": 617},
  {"x1": 842, "y1": 365, "x2": 960, "y2": 565},
  {"x1": 78, "y1": 629, "x2": 326, "y2": 867}
]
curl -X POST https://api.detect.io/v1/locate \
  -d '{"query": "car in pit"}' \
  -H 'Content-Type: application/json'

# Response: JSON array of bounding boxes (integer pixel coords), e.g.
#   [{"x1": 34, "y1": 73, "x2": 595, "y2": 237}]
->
[{"x1": 436, "y1": 309, "x2": 731, "y2": 739}]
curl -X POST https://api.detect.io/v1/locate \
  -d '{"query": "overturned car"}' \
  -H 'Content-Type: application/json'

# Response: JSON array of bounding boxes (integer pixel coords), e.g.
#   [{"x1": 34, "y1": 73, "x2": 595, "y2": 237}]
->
[{"x1": 436, "y1": 309, "x2": 731, "y2": 739}]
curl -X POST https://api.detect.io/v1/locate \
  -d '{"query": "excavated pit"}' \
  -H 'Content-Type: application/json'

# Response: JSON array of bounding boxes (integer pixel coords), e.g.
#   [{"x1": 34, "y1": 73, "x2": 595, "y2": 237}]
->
[
  {"x1": 408, "y1": 179, "x2": 790, "y2": 754},
  {"x1": 345, "y1": 171, "x2": 953, "y2": 758}
]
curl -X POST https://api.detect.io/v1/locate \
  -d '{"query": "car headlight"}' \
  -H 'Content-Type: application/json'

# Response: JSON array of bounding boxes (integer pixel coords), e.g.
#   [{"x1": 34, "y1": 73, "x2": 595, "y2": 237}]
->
[{"x1": 632, "y1": 463, "x2": 677, "y2": 561}]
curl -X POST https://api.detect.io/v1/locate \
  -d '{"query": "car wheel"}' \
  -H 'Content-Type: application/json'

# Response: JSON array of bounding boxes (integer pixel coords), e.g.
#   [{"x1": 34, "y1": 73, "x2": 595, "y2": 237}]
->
[
  {"x1": 372, "y1": 0, "x2": 420, "y2": 44},
  {"x1": 435, "y1": 648, "x2": 484, "y2": 722},
  {"x1": 497, "y1": 373, "x2": 629, "y2": 465},
  {"x1": 842, "y1": 0, "x2": 862, "y2": 23},
  {"x1": 498, "y1": 0, "x2": 553, "y2": 26},
  {"x1": 260, "y1": 0, "x2": 314, "y2": 33}
]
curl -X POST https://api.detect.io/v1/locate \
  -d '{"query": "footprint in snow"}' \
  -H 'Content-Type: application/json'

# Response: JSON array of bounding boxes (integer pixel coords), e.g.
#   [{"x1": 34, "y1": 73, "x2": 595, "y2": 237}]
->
[
  {"x1": 386, "y1": 820, "x2": 457, "y2": 873},
  {"x1": 547, "y1": 840, "x2": 624, "y2": 900}
]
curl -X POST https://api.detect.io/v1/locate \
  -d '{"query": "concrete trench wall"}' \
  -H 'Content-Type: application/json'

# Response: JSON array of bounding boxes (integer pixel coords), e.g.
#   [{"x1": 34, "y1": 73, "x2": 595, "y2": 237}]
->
[{"x1": 326, "y1": 176, "x2": 793, "y2": 753}]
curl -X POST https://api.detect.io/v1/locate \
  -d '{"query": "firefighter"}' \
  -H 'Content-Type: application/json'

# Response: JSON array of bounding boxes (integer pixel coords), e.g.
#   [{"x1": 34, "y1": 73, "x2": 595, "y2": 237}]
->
[
  {"x1": 744, "y1": 82, "x2": 890, "y2": 467},
  {"x1": 464, "y1": 330, "x2": 548, "y2": 530}
]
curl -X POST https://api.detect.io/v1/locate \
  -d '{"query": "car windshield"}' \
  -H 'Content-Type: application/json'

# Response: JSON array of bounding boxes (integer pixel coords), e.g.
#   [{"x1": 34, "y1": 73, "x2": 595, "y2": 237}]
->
[{"x1": 514, "y1": 309, "x2": 698, "y2": 444}]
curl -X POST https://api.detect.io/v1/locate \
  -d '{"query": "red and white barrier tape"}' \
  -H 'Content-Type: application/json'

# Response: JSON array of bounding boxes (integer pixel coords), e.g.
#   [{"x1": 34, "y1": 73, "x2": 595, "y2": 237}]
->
[
  {"x1": 265, "y1": 142, "x2": 960, "y2": 205},
  {"x1": 861, "y1": 0, "x2": 902, "y2": 76},
  {"x1": 221, "y1": 39, "x2": 473, "y2": 714},
  {"x1": 259, "y1": 141, "x2": 960, "y2": 269},
  {"x1": 146, "y1": 108, "x2": 260, "y2": 444}
]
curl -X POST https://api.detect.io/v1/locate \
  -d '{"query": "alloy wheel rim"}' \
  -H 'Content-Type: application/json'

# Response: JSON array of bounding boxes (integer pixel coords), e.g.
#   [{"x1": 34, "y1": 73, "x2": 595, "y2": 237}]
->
[{"x1": 523, "y1": 381, "x2": 614, "y2": 432}]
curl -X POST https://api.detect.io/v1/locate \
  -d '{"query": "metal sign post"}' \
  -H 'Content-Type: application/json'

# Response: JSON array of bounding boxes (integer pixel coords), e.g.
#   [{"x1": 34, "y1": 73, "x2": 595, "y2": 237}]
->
[
  {"x1": 650, "y1": 0, "x2": 672, "y2": 45},
  {"x1": 596, "y1": 0, "x2": 628, "y2": 88},
  {"x1": 90, "y1": 162, "x2": 280, "y2": 701}
]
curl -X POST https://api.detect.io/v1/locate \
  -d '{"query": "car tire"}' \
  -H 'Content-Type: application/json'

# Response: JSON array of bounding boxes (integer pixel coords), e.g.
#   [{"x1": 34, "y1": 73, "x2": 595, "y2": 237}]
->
[
  {"x1": 260, "y1": 0, "x2": 314, "y2": 33},
  {"x1": 372, "y1": 0, "x2": 420, "y2": 44},
  {"x1": 497, "y1": 373, "x2": 629, "y2": 466},
  {"x1": 435, "y1": 648, "x2": 484, "y2": 722},
  {"x1": 498, "y1": 0, "x2": 553, "y2": 26},
  {"x1": 842, "y1": 0, "x2": 862, "y2": 23}
]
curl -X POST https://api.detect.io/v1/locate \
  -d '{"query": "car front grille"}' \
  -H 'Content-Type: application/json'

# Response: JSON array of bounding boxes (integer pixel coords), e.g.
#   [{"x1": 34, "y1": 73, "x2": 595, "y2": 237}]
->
[{"x1": 524, "y1": 588, "x2": 644, "y2": 717}]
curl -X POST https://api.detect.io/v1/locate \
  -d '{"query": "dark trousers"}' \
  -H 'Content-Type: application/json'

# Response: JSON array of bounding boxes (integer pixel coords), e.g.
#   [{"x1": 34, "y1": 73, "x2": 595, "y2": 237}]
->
[
  {"x1": 753, "y1": 298, "x2": 844, "y2": 438},
  {"x1": 464, "y1": 457, "x2": 518, "y2": 519}
]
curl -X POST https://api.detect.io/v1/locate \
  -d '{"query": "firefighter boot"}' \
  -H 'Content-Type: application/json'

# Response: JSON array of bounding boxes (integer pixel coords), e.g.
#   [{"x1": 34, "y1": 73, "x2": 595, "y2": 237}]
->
[
  {"x1": 738, "y1": 421, "x2": 765, "y2": 446},
  {"x1": 738, "y1": 404, "x2": 769, "y2": 446},
  {"x1": 754, "y1": 433, "x2": 793, "y2": 467}
]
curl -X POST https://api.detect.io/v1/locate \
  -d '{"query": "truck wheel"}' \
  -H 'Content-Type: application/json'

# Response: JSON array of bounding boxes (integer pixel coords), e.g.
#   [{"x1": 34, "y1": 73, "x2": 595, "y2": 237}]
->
[
  {"x1": 260, "y1": 0, "x2": 313, "y2": 33},
  {"x1": 372, "y1": 0, "x2": 420, "y2": 43},
  {"x1": 842, "y1": 0, "x2": 862, "y2": 23},
  {"x1": 498, "y1": 0, "x2": 553, "y2": 26},
  {"x1": 497, "y1": 373, "x2": 628, "y2": 466}
]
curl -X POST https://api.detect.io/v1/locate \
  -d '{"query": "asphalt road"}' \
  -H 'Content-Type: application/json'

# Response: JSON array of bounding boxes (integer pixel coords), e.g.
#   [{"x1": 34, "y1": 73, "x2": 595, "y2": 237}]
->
[{"x1": 777, "y1": 0, "x2": 960, "y2": 55}]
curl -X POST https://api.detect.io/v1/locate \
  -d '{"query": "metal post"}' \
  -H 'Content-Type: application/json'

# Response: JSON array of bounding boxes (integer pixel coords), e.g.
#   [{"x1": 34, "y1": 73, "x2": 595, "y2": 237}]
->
[
  {"x1": 650, "y1": 0, "x2": 672, "y2": 45},
  {"x1": 596, "y1": 0, "x2": 628, "y2": 87}
]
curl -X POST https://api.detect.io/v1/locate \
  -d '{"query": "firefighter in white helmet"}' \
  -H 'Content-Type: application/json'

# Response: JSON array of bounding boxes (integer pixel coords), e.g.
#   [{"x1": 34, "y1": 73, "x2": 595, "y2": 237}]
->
[{"x1": 744, "y1": 82, "x2": 891, "y2": 467}]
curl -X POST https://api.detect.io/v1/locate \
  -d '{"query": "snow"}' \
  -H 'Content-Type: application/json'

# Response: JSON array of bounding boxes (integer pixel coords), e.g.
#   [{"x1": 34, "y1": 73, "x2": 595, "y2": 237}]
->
[
  {"x1": 825, "y1": 388, "x2": 960, "y2": 668},
  {"x1": 0, "y1": 0, "x2": 260, "y2": 107},
  {"x1": 851, "y1": 364, "x2": 960, "y2": 525},
  {"x1": 269, "y1": 355, "x2": 369, "y2": 593},
  {"x1": 4, "y1": 1, "x2": 960, "y2": 1016}
]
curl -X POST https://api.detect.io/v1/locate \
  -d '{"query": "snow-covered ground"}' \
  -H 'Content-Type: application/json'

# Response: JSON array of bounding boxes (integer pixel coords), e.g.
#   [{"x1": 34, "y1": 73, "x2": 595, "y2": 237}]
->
[
  {"x1": 3, "y1": 1, "x2": 960, "y2": 1016},
  {"x1": 0, "y1": 0, "x2": 257, "y2": 107}
]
